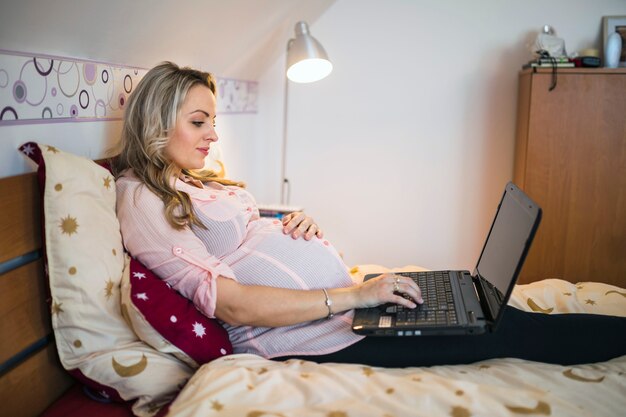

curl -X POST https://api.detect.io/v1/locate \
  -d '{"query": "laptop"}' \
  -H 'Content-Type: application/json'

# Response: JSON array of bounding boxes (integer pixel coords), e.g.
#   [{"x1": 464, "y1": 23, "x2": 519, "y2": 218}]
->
[{"x1": 352, "y1": 182, "x2": 542, "y2": 336}]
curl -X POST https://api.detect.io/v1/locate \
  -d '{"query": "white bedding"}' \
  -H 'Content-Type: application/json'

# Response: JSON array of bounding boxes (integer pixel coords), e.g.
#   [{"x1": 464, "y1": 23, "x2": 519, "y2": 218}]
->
[{"x1": 164, "y1": 268, "x2": 626, "y2": 417}]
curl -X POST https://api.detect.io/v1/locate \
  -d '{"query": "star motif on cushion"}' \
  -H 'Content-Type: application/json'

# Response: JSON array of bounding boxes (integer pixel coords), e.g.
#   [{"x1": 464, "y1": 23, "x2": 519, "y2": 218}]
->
[
  {"x1": 585, "y1": 299, "x2": 596, "y2": 305},
  {"x1": 51, "y1": 300, "x2": 64, "y2": 315},
  {"x1": 59, "y1": 215, "x2": 79, "y2": 235},
  {"x1": 46, "y1": 145, "x2": 60, "y2": 153},
  {"x1": 133, "y1": 272, "x2": 146, "y2": 280},
  {"x1": 21, "y1": 143, "x2": 35, "y2": 156},
  {"x1": 135, "y1": 292, "x2": 149, "y2": 301},
  {"x1": 103, "y1": 176, "x2": 113, "y2": 189},
  {"x1": 104, "y1": 278, "x2": 114, "y2": 299},
  {"x1": 210, "y1": 400, "x2": 223, "y2": 411},
  {"x1": 192, "y1": 321, "x2": 206, "y2": 338}
]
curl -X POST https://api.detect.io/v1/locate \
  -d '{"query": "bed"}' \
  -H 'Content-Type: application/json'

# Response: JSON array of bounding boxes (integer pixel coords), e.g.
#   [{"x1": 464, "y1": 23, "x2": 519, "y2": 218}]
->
[{"x1": 1, "y1": 142, "x2": 625, "y2": 417}]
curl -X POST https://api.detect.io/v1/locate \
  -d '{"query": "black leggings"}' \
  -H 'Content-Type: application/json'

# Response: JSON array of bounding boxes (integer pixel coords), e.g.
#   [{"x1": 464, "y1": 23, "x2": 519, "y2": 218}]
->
[{"x1": 275, "y1": 307, "x2": 626, "y2": 368}]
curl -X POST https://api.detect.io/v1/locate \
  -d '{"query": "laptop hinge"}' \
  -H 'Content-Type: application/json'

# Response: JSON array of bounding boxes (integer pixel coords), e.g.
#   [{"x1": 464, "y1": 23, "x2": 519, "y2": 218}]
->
[{"x1": 472, "y1": 274, "x2": 498, "y2": 323}]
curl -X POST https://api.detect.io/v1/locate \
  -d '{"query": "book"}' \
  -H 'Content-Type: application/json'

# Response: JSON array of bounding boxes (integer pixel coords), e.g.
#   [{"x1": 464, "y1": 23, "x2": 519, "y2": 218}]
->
[
  {"x1": 523, "y1": 56, "x2": 574, "y2": 69},
  {"x1": 257, "y1": 203, "x2": 304, "y2": 219},
  {"x1": 522, "y1": 62, "x2": 575, "y2": 69},
  {"x1": 535, "y1": 57, "x2": 571, "y2": 64}
]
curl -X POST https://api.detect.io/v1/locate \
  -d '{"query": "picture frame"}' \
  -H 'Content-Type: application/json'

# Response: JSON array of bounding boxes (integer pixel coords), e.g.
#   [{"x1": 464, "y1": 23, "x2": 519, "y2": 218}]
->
[{"x1": 602, "y1": 15, "x2": 626, "y2": 67}]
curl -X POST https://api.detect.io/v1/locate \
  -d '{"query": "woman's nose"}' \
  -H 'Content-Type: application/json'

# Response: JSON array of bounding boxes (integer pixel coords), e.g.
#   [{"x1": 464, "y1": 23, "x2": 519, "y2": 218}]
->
[{"x1": 205, "y1": 126, "x2": 218, "y2": 142}]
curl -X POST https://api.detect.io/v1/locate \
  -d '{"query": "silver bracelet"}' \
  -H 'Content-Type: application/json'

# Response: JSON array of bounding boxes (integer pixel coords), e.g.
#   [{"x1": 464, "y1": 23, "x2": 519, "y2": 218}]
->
[{"x1": 321, "y1": 288, "x2": 334, "y2": 319}]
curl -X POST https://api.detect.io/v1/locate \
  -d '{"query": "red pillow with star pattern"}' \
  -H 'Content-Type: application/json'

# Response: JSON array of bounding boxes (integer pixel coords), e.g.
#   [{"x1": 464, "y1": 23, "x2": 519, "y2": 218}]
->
[{"x1": 121, "y1": 256, "x2": 233, "y2": 367}]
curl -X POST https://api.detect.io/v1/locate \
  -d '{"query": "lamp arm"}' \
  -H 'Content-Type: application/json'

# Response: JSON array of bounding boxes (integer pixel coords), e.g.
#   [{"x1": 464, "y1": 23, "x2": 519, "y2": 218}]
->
[{"x1": 280, "y1": 40, "x2": 294, "y2": 205}]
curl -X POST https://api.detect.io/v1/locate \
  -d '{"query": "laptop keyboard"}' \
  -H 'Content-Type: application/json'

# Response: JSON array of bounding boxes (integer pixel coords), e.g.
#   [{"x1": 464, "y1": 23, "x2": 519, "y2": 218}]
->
[{"x1": 393, "y1": 271, "x2": 459, "y2": 326}]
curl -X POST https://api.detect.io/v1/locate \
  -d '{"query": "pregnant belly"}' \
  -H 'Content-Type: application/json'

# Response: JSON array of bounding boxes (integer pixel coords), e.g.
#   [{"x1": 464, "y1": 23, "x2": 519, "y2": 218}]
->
[{"x1": 222, "y1": 218, "x2": 353, "y2": 290}]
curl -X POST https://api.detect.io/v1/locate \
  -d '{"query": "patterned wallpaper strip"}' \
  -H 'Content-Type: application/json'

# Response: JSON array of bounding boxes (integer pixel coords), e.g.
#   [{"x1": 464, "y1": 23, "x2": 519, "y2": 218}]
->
[{"x1": 0, "y1": 49, "x2": 258, "y2": 126}]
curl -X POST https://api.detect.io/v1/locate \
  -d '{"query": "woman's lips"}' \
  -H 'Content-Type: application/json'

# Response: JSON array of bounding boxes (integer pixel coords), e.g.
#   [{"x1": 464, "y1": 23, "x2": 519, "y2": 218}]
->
[{"x1": 197, "y1": 147, "x2": 209, "y2": 156}]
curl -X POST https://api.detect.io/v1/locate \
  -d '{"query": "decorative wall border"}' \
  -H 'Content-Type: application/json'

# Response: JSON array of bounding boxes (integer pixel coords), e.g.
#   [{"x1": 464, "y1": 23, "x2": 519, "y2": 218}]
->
[{"x1": 0, "y1": 49, "x2": 257, "y2": 126}]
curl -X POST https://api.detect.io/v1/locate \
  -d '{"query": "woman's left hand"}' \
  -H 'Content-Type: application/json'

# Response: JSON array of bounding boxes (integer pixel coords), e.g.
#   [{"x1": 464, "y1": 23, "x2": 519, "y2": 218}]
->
[{"x1": 282, "y1": 211, "x2": 323, "y2": 240}]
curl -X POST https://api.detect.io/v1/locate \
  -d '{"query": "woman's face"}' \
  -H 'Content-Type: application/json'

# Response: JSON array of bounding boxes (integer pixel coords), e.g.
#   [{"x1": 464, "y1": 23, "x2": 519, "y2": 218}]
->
[{"x1": 165, "y1": 84, "x2": 218, "y2": 170}]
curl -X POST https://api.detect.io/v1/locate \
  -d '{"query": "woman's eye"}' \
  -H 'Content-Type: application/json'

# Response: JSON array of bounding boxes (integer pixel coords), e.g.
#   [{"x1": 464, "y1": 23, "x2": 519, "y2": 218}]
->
[{"x1": 192, "y1": 121, "x2": 204, "y2": 127}]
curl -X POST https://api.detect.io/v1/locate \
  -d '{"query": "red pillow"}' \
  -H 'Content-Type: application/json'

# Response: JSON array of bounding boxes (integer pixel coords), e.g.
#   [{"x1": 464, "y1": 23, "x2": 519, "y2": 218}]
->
[{"x1": 122, "y1": 256, "x2": 233, "y2": 367}]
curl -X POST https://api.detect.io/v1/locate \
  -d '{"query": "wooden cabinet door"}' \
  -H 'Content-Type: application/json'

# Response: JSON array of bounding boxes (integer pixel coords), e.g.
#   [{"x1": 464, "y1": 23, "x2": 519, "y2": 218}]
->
[{"x1": 515, "y1": 70, "x2": 626, "y2": 286}]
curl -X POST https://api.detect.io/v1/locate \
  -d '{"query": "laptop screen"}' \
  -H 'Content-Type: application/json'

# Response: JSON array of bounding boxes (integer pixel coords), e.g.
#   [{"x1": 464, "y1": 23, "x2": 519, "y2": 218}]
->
[{"x1": 473, "y1": 182, "x2": 542, "y2": 324}]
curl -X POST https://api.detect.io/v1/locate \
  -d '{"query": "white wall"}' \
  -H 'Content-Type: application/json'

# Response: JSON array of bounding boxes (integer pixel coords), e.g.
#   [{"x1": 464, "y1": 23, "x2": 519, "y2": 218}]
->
[
  {"x1": 255, "y1": 0, "x2": 626, "y2": 271},
  {"x1": 2, "y1": 0, "x2": 624, "y2": 273},
  {"x1": 0, "y1": 0, "x2": 333, "y2": 178}
]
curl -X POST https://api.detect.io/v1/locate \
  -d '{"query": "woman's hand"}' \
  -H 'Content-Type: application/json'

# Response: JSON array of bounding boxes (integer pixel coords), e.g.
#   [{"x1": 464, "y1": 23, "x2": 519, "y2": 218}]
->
[
  {"x1": 282, "y1": 211, "x2": 323, "y2": 240},
  {"x1": 352, "y1": 273, "x2": 424, "y2": 309}
]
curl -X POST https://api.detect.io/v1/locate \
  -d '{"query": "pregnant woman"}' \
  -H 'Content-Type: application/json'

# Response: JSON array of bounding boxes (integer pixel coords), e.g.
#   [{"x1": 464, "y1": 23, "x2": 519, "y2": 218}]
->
[{"x1": 113, "y1": 62, "x2": 625, "y2": 368}]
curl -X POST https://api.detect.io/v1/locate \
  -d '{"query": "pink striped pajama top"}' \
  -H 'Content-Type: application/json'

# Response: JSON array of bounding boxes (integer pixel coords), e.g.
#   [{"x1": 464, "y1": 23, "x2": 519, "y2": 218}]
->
[{"x1": 116, "y1": 170, "x2": 364, "y2": 358}]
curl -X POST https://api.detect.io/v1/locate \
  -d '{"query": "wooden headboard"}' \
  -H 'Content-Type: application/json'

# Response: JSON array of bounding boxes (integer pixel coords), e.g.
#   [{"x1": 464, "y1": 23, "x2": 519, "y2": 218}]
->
[{"x1": 0, "y1": 171, "x2": 74, "y2": 416}]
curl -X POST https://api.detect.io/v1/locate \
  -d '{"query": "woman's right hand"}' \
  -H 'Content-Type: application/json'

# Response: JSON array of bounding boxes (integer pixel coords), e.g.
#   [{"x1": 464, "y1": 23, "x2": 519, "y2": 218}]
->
[{"x1": 352, "y1": 273, "x2": 423, "y2": 309}]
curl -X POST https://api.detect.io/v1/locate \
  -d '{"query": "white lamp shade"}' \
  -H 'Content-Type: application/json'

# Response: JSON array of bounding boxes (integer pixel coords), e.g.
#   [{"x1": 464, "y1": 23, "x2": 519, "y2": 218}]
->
[
  {"x1": 287, "y1": 58, "x2": 333, "y2": 83},
  {"x1": 286, "y1": 21, "x2": 332, "y2": 83}
]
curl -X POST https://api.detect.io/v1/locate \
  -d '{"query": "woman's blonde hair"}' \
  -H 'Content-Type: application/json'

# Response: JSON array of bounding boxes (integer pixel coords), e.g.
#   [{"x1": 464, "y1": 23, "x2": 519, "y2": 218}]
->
[{"x1": 111, "y1": 61, "x2": 243, "y2": 230}]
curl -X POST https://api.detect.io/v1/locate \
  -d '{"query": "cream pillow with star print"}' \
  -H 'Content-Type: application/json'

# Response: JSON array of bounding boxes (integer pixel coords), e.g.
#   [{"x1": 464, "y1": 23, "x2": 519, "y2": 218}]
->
[{"x1": 20, "y1": 142, "x2": 194, "y2": 417}]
